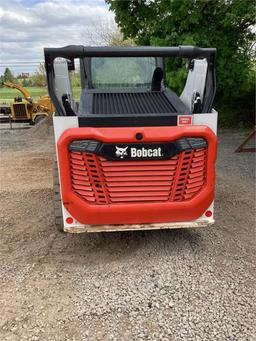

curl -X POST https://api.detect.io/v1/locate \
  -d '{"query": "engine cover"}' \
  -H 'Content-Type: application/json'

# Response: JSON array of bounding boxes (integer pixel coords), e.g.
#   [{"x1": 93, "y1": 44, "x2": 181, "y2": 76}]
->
[{"x1": 57, "y1": 125, "x2": 217, "y2": 225}]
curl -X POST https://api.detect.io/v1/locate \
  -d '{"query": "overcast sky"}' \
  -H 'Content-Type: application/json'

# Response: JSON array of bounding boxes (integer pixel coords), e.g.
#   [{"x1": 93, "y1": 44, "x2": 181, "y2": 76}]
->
[{"x1": 0, "y1": 0, "x2": 116, "y2": 75}]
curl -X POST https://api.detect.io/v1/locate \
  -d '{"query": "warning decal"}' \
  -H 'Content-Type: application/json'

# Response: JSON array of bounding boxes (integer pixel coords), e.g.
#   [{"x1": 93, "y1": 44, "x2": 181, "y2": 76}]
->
[{"x1": 178, "y1": 115, "x2": 193, "y2": 126}]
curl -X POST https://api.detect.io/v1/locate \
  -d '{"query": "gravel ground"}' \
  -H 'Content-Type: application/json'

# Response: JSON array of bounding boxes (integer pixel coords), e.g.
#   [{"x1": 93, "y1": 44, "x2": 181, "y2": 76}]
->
[{"x1": 0, "y1": 121, "x2": 255, "y2": 341}]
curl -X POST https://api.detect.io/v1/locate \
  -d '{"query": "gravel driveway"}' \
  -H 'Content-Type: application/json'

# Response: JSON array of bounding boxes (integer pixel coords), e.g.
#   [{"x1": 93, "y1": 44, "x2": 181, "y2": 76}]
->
[{"x1": 0, "y1": 122, "x2": 255, "y2": 341}]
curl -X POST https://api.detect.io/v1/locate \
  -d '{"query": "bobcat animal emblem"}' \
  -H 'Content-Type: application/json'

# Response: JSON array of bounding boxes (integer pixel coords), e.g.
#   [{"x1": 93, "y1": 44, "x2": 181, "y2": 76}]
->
[{"x1": 115, "y1": 146, "x2": 128, "y2": 159}]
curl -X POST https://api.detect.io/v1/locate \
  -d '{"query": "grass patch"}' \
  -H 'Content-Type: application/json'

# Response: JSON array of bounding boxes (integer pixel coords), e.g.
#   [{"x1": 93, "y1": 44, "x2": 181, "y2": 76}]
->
[
  {"x1": 0, "y1": 86, "x2": 81, "y2": 102},
  {"x1": 0, "y1": 87, "x2": 48, "y2": 102}
]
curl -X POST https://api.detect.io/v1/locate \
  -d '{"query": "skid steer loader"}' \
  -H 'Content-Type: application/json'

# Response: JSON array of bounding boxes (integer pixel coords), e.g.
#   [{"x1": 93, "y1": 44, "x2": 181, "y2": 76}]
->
[{"x1": 44, "y1": 45, "x2": 217, "y2": 233}]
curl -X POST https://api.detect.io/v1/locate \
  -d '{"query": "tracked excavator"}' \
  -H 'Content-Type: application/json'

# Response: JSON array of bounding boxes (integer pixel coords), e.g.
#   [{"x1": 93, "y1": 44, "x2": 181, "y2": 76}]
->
[{"x1": 0, "y1": 81, "x2": 54, "y2": 124}]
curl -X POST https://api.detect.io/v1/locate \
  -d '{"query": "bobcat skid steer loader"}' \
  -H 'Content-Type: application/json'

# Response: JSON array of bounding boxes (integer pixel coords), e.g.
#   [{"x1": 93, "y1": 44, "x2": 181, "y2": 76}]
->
[{"x1": 44, "y1": 45, "x2": 217, "y2": 233}]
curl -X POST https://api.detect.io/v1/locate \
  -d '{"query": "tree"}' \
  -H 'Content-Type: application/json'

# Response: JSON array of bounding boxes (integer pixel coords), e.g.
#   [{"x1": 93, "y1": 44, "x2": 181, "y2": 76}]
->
[
  {"x1": 92, "y1": 21, "x2": 135, "y2": 46},
  {"x1": 31, "y1": 63, "x2": 47, "y2": 87},
  {"x1": 106, "y1": 0, "x2": 255, "y2": 124},
  {"x1": 3, "y1": 67, "x2": 15, "y2": 82},
  {"x1": 109, "y1": 30, "x2": 134, "y2": 46},
  {"x1": 22, "y1": 78, "x2": 32, "y2": 87}
]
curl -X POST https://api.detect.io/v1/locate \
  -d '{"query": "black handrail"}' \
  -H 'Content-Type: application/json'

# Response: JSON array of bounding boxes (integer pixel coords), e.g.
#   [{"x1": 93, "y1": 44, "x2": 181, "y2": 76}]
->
[{"x1": 44, "y1": 45, "x2": 216, "y2": 60}]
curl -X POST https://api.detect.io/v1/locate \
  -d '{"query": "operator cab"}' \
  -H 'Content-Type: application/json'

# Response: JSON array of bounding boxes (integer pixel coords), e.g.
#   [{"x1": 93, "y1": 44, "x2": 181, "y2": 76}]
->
[
  {"x1": 78, "y1": 56, "x2": 187, "y2": 116},
  {"x1": 50, "y1": 46, "x2": 215, "y2": 120}
]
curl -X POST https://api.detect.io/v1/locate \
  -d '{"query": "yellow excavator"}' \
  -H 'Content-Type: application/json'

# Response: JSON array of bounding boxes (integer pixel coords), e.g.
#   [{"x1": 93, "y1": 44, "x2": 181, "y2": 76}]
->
[{"x1": 0, "y1": 81, "x2": 55, "y2": 124}]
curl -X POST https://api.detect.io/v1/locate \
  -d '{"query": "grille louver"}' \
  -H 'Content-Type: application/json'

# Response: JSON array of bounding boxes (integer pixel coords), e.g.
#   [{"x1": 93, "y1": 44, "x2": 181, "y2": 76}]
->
[
  {"x1": 69, "y1": 148, "x2": 207, "y2": 204},
  {"x1": 13, "y1": 103, "x2": 27, "y2": 118}
]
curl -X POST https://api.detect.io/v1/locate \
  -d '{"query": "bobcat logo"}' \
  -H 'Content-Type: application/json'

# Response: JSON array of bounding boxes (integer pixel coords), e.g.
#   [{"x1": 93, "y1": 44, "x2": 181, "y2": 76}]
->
[{"x1": 115, "y1": 146, "x2": 128, "y2": 159}]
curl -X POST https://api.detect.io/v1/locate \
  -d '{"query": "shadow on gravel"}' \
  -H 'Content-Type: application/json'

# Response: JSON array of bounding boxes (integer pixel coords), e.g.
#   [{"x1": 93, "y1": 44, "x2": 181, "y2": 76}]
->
[
  {"x1": 1, "y1": 185, "x2": 205, "y2": 266},
  {"x1": 45, "y1": 227, "x2": 205, "y2": 265}
]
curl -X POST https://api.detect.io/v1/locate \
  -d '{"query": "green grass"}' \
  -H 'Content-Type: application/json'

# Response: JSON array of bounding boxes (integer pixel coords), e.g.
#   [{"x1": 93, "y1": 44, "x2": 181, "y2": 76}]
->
[
  {"x1": 0, "y1": 86, "x2": 81, "y2": 102},
  {"x1": 0, "y1": 87, "x2": 48, "y2": 102},
  {"x1": 73, "y1": 88, "x2": 81, "y2": 101}
]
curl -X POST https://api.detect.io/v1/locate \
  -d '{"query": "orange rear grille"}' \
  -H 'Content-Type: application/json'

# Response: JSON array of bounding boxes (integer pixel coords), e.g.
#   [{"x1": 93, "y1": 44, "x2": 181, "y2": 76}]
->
[{"x1": 69, "y1": 148, "x2": 207, "y2": 204}]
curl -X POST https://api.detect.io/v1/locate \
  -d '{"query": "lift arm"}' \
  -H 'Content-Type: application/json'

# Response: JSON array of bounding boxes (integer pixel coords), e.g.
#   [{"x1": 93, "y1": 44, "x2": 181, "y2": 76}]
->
[{"x1": 2, "y1": 81, "x2": 33, "y2": 103}]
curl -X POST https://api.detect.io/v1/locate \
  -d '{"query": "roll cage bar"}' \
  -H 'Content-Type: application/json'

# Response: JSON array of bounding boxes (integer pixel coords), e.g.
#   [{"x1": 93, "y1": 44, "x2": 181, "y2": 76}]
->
[{"x1": 44, "y1": 45, "x2": 216, "y2": 117}]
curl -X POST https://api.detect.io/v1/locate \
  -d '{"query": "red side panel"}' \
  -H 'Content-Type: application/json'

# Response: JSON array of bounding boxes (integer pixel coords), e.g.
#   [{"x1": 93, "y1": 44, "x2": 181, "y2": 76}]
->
[{"x1": 57, "y1": 126, "x2": 217, "y2": 225}]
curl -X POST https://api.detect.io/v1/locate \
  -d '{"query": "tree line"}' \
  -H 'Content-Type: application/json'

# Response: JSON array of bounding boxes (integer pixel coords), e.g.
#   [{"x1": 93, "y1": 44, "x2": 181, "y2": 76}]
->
[
  {"x1": 1, "y1": 64, "x2": 47, "y2": 87},
  {"x1": 1, "y1": 64, "x2": 81, "y2": 89}
]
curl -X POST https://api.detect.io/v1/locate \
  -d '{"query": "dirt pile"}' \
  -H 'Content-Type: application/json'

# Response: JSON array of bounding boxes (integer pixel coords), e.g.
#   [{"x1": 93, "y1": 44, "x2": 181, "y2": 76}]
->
[{"x1": 25, "y1": 117, "x2": 53, "y2": 140}]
